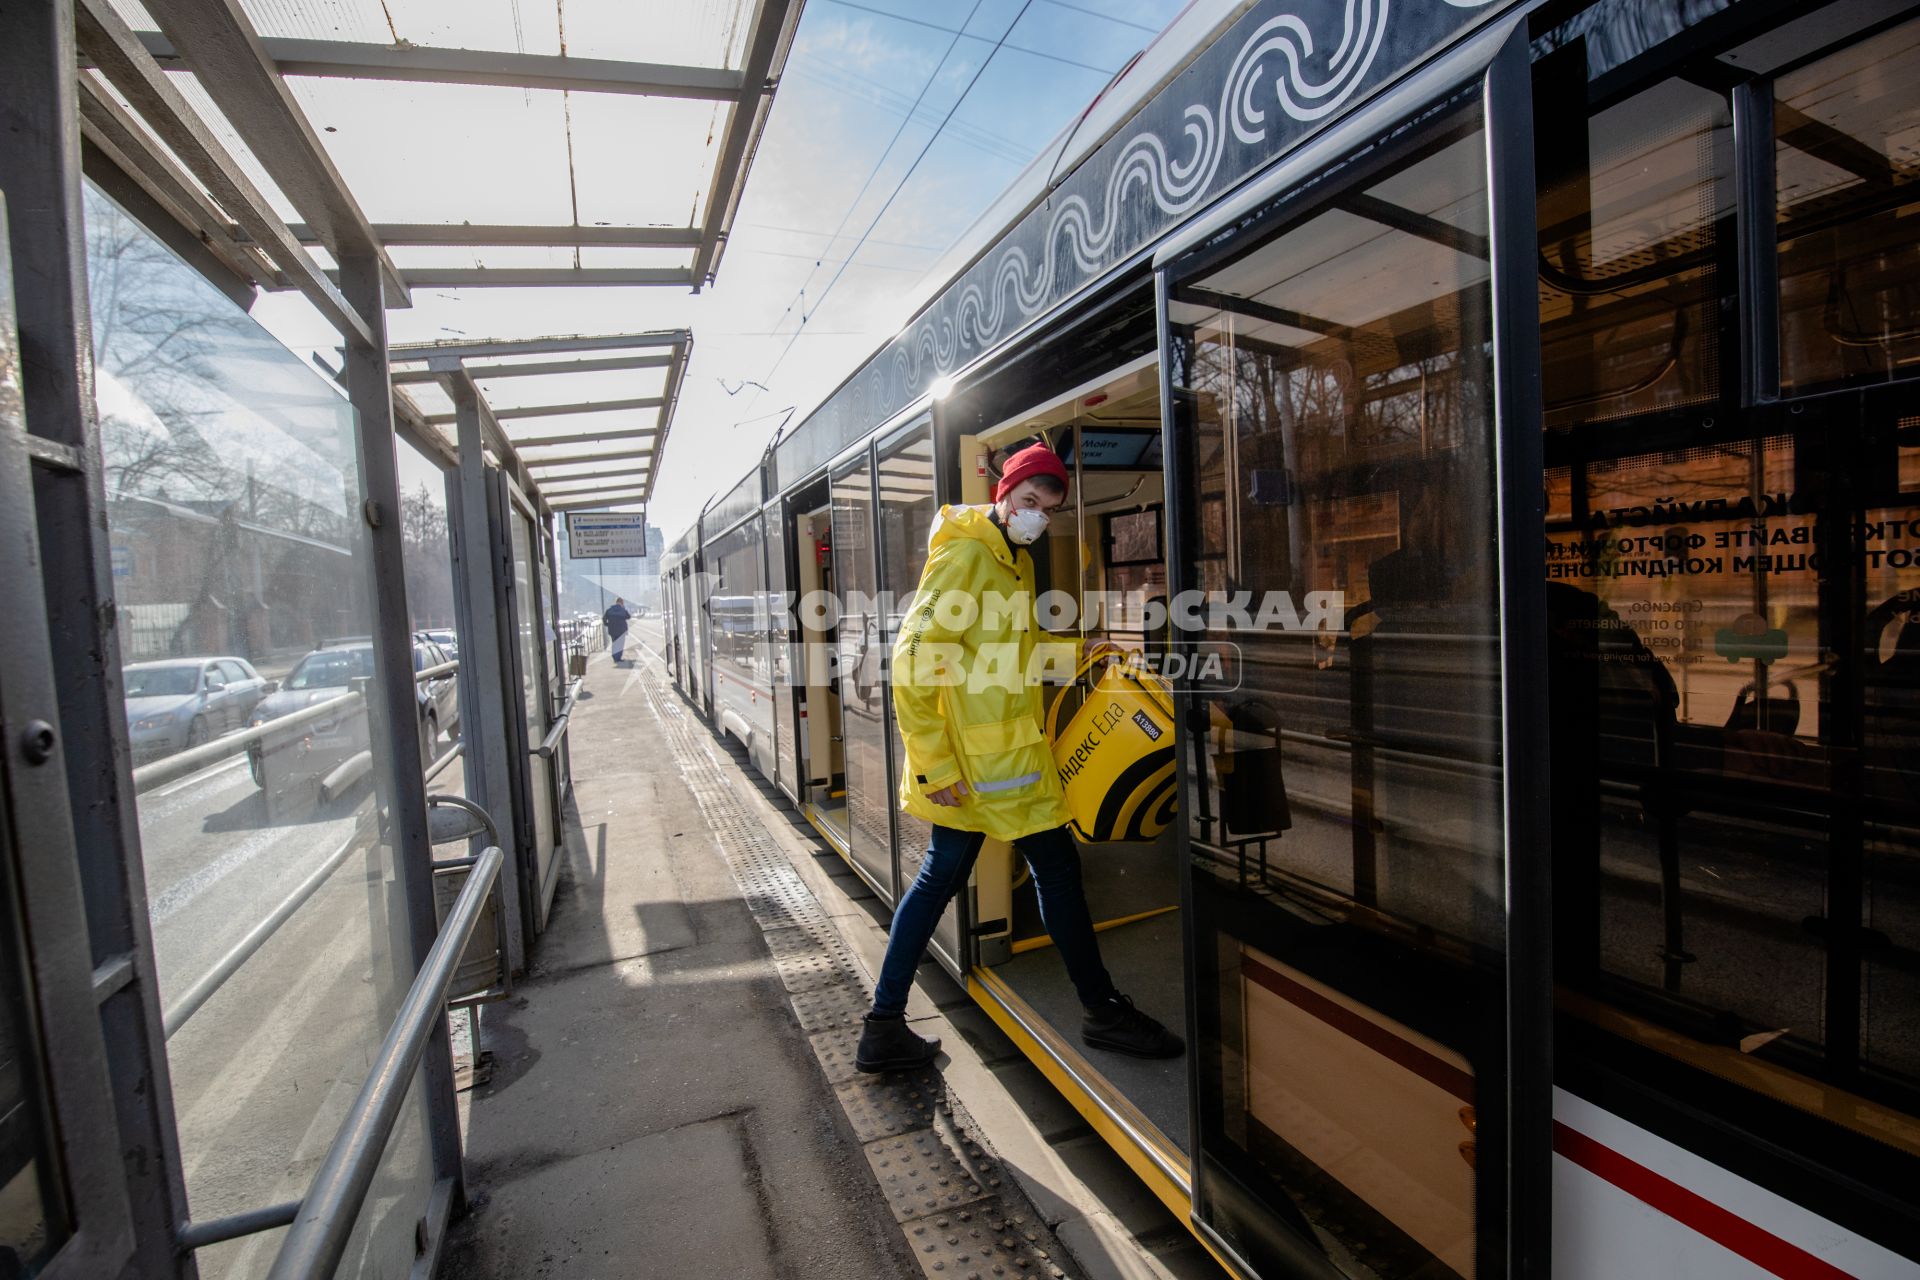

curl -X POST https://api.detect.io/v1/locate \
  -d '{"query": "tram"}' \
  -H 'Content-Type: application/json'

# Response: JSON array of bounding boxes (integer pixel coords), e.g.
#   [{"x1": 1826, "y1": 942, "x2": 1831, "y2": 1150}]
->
[{"x1": 661, "y1": 1, "x2": 1920, "y2": 1275}]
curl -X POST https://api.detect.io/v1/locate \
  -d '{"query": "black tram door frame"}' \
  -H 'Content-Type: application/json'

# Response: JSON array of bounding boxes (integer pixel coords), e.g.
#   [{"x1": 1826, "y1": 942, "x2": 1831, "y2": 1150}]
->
[
  {"x1": 1156, "y1": 20, "x2": 1550, "y2": 1279},
  {"x1": 829, "y1": 445, "x2": 897, "y2": 902}
]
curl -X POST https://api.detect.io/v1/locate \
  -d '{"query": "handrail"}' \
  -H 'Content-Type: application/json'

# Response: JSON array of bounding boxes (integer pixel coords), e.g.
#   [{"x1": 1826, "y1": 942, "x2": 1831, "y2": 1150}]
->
[
  {"x1": 415, "y1": 658, "x2": 458, "y2": 682},
  {"x1": 535, "y1": 677, "x2": 583, "y2": 759},
  {"x1": 265, "y1": 845, "x2": 503, "y2": 1280},
  {"x1": 131, "y1": 690, "x2": 361, "y2": 794}
]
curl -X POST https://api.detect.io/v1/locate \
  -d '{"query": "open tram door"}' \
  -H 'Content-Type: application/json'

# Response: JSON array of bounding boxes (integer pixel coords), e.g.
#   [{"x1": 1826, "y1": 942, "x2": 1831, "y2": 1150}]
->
[
  {"x1": 1159, "y1": 19, "x2": 1549, "y2": 1280},
  {"x1": 951, "y1": 352, "x2": 1196, "y2": 1174}
]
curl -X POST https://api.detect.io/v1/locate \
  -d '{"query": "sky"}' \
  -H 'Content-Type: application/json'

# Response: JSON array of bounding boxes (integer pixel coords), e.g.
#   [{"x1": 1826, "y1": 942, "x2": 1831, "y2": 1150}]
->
[{"x1": 242, "y1": 0, "x2": 1197, "y2": 539}]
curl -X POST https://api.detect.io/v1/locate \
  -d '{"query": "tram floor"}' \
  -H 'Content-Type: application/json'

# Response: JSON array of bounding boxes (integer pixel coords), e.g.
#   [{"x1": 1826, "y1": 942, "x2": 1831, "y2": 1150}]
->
[{"x1": 991, "y1": 911, "x2": 1191, "y2": 1155}]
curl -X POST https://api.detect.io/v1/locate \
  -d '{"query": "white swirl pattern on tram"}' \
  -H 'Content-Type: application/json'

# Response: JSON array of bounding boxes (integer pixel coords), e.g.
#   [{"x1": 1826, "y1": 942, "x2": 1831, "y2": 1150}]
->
[{"x1": 941, "y1": 0, "x2": 1400, "y2": 372}]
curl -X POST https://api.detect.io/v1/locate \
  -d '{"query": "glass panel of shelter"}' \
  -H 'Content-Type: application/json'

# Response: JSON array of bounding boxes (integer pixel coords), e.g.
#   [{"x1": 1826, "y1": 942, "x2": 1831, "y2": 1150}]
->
[
  {"x1": 82, "y1": 180, "x2": 436, "y2": 1277},
  {"x1": 1168, "y1": 97, "x2": 1504, "y2": 1279}
]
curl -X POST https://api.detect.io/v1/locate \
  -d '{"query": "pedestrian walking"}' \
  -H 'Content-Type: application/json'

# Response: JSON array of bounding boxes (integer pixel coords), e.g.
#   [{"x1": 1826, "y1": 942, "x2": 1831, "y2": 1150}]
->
[
  {"x1": 604, "y1": 596, "x2": 632, "y2": 664},
  {"x1": 855, "y1": 442, "x2": 1184, "y2": 1073}
]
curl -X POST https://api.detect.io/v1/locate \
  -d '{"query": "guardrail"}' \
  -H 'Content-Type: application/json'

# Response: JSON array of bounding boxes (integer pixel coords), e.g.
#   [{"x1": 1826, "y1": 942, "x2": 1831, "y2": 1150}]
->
[
  {"x1": 132, "y1": 656, "x2": 463, "y2": 799},
  {"x1": 131, "y1": 690, "x2": 361, "y2": 795}
]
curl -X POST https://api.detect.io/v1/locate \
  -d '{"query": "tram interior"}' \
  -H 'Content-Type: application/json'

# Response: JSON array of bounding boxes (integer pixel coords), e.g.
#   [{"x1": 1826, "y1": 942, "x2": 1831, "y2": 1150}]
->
[
  {"x1": 792, "y1": 482, "x2": 849, "y2": 837},
  {"x1": 970, "y1": 358, "x2": 1192, "y2": 1153}
]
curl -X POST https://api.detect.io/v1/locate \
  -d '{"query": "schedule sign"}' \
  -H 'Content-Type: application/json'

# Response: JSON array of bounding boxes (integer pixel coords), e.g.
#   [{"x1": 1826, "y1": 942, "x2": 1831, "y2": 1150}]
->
[{"x1": 567, "y1": 511, "x2": 648, "y2": 559}]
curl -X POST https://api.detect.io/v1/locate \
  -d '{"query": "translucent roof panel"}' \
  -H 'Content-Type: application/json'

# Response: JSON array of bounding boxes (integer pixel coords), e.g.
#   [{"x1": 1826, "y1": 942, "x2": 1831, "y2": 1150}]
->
[
  {"x1": 476, "y1": 368, "x2": 669, "y2": 411},
  {"x1": 285, "y1": 80, "x2": 574, "y2": 224},
  {"x1": 239, "y1": 0, "x2": 752, "y2": 68},
  {"x1": 566, "y1": 93, "x2": 727, "y2": 229},
  {"x1": 383, "y1": 247, "x2": 695, "y2": 270},
  {"x1": 284, "y1": 79, "x2": 722, "y2": 227},
  {"x1": 508, "y1": 409, "x2": 663, "y2": 439}
]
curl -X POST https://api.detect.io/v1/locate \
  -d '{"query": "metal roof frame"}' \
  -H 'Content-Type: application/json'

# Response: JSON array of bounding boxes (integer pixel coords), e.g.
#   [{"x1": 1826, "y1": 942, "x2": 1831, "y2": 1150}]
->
[
  {"x1": 391, "y1": 329, "x2": 690, "y2": 510},
  {"x1": 102, "y1": 0, "x2": 801, "y2": 294}
]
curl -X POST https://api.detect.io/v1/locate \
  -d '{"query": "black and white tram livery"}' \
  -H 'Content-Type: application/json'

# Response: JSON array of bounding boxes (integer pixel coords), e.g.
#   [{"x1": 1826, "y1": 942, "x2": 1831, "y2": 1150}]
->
[{"x1": 661, "y1": 1, "x2": 1920, "y2": 1275}]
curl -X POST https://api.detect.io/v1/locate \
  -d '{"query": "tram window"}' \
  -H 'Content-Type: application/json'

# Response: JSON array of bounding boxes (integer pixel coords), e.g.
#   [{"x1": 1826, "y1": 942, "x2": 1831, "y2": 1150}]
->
[
  {"x1": 1775, "y1": 18, "x2": 1920, "y2": 394},
  {"x1": 1537, "y1": 75, "x2": 1733, "y2": 430},
  {"x1": 1541, "y1": 11, "x2": 1920, "y2": 1199},
  {"x1": 1172, "y1": 104, "x2": 1500, "y2": 1278}
]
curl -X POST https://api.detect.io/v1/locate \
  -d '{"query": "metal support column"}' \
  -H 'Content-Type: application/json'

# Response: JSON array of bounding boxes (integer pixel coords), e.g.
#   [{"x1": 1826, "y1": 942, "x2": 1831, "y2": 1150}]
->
[
  {"x1": 0, "y1": 2, "x2": 191, "y2": 1274},
  {"x1": 450, "y1": 377, "x2": 527, "y2": 971},
  {"x1": 336, "y1": 252, "x2": 467, "y2": 1217}
]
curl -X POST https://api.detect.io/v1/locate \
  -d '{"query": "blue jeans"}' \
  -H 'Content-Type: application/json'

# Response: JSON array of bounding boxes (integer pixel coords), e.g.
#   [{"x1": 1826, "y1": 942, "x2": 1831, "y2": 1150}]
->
[{"x1": 871, "y1": 823, "x2": 1117, "y2": 1017}]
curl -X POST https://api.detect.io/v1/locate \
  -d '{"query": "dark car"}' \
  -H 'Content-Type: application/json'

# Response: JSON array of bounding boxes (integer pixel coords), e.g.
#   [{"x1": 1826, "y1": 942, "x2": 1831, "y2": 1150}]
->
[
  {"x1": 248, "y1": 641, "x2": 458, "y2": 809},
  {"x1": 124, "y1": 657, "x2": 267, "y2": 762}
]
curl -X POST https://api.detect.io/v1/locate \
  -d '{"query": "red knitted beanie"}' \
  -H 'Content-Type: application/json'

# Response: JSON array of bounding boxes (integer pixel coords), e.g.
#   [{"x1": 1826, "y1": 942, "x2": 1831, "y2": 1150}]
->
[{"x1": 993, "y1": 442, "x2": 1069, "y2": 502}]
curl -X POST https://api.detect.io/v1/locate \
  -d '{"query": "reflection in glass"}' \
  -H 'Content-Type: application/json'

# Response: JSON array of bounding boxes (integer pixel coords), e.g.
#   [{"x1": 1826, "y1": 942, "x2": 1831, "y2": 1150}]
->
[
  {"x1": 1537, "y1": 76, "x2": 1732, "y2": 428},
  {"x1": 1541, "y1": 17, "x2": 1920, "y2": 1200},
  {"x1": 832, "y1": 459, "x2": 893, "y2": 896},
  {"x1": 85, "y1": 183, "x2": 431, "y2": 1278},
  {"x1": 1172, "y1": 107, "x2": 1498, "y2": 1278},
  {"x1": 1776, "y1": 18, "x2": 1920, "y2": 392},
  {"x1": 876, "y1": 431, "x2": 940, "y2": 936}
]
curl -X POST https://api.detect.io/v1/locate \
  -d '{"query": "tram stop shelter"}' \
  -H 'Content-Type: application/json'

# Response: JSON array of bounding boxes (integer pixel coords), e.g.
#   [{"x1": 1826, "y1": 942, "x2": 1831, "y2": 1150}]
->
[{"x1": 0, "y1": 0, "x2": 800, "y2": 1275}]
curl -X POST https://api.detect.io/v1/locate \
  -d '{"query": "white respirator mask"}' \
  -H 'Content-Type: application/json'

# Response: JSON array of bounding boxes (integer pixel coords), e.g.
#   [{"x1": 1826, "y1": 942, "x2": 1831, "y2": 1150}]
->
[{"x1": 1003, "y1": 507, "x2": 1051, "y2": 545}]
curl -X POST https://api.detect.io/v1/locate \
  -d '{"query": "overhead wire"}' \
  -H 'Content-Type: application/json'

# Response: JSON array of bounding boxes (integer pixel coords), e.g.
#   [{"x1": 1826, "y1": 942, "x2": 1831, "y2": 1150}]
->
[
  {"x1": 749, "y1": 0, "x2": 1042, "y2": 404},
  {"x1": 749, "y1": 0, "x2": 990, "y2": 389}
]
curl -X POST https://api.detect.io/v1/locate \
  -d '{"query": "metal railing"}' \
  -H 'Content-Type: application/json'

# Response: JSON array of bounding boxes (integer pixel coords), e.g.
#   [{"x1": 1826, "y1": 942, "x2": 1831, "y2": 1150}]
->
[
  {"x1": 264, "y1": 845, "x2": 502, "y2": 1280},
  {"x1": 534, "y1": 677, "x2": 583, "y2": 759}
]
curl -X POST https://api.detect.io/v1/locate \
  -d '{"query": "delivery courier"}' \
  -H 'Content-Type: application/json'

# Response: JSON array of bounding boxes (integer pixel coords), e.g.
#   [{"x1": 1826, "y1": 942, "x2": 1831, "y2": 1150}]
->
[{"x1": 854, "y1": 441, "x2": 1185, "y2": 1073}]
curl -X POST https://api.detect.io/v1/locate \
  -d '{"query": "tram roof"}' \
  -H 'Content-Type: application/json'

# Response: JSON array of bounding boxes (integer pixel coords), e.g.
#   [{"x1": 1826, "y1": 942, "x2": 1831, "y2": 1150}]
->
[{"x1": 77, "y1": 0, "x2": 801, "y2": 517}]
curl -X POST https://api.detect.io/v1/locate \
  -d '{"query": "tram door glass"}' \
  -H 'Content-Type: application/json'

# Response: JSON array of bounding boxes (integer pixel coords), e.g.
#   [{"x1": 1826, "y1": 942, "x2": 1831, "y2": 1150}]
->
[
  {"x1": 876, "y1": 426, "x2": 948, "y2": 950},
  {"x1": 82, "y1": 182, "x2": 434, "y2": 1276},
  {"x1": 1170, "y1": 104, "x2": 1502, "y2": 1278},
  {"x1": 767, "y1": 501, "x2": 801, "y2": 802},
  {"x1": 832, "y1": 452, "x2": 895, "y2": 897},
  {"x1": 1542, "y1": 6, "x2": 1920, "y2": 1205}
]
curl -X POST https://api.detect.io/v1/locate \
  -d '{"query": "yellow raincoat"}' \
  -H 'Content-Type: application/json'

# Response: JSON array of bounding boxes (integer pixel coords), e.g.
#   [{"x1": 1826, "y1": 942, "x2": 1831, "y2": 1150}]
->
[{"x1": 891, "y1": 504, "x2": 1081, "y2": 842}]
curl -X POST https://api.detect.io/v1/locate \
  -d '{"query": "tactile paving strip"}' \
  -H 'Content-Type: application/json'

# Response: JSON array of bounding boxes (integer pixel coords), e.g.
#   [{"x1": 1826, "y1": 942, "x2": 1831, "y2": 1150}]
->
[
  {"x1": 834, "y1": 1074, "x2": 943, "y2": 1142},
  {"x1": 903, "y1": 1210, "x2": 1075, "y2": 1279},
  {"x1": 864, "y1": 1124, "x2": 1000, "y2": 1222},
  {"x1": 790, "y1": 982, "x2": 869, "y2": 1034},
  {"x1": 641, "y1": 668, "x2": 1078, "y2": 1280},
  {"x1": 807, "y1": 1024, "x2": 865, "y2": 1084}
]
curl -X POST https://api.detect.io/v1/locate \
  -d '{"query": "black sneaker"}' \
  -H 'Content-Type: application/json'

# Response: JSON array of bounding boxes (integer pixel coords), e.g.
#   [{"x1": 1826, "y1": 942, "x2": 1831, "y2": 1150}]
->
[
  {"x1": 855, "y1": 1013, "x2": 941, "y2": 1073},
  {"x1": 1082, "y1": 995, "x2": 1184, "y2": 1059}
]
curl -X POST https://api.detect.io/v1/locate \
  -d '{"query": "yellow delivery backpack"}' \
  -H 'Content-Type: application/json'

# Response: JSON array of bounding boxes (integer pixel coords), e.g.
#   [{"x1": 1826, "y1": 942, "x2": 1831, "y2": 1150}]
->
[{"x1": 1045, "y1": 651, "x2": 1178, "y2": 844}]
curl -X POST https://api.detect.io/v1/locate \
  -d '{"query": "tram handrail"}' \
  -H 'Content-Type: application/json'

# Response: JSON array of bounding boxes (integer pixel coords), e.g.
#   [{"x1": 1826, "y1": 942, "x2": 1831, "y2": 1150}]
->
[
  {"x1": 415, "y1": 658, "x2": 458, "y2": 681},
  {"x1": 535, "y1": 677, "x2": 583, "y2": 759},
  {"x1": 130, "y1": 690, "x2": 360, "y2": 794},
  {"x1": 263, "y1": 845, "x2": 502, "y2": 1280}
]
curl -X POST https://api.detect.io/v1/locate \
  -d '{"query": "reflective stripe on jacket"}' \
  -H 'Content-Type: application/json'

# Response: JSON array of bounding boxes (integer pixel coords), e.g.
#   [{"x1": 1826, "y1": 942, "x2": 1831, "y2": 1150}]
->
[{"x1": 891, "y1": 504, "x2": 1080, "y2": 842}]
